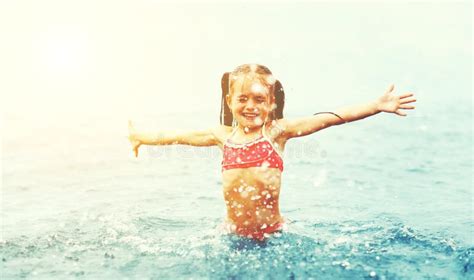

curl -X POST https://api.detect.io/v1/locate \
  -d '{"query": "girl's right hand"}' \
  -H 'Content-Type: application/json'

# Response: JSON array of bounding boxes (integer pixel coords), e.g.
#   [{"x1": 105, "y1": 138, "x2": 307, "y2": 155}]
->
[{"x1": 128, "y1": 120, "x2": 141, "y2": 157}]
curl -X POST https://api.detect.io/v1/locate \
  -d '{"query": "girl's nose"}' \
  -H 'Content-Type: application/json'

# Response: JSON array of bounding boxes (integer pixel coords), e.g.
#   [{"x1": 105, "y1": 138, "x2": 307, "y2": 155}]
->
[{"x1": 246, "y1": 99, "x2": 256, "y2": 109}]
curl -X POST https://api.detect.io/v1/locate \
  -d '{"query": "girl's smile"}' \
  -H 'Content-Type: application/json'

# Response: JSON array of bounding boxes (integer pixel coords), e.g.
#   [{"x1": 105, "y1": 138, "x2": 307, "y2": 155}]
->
[{"x1": 242, "y1": 112, "x2": 258, "y2": 120}]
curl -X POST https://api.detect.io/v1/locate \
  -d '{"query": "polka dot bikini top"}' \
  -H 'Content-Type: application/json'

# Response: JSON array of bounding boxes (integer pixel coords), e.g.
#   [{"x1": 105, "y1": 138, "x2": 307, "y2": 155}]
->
[{"x1": 222, "y1": 126, "x2": 284, "y2": 172}]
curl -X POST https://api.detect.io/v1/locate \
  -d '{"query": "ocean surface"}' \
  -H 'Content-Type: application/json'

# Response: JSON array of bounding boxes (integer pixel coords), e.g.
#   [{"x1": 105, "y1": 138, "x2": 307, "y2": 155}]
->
[{"x1": 1, "y1": 96, "x2": 472, "y2": 279}]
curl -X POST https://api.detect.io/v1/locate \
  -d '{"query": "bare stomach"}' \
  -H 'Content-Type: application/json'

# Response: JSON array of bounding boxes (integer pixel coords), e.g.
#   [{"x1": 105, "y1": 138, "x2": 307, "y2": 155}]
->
[{"x1": 222, "y1": 167, "x2": 284, "y2": 236}]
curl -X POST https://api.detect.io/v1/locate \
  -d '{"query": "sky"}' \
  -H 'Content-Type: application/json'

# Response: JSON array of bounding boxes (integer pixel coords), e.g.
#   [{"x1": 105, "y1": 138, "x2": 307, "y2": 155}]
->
[{"x1": 1, "y1": 0, "x2": 471, "y2": 130}]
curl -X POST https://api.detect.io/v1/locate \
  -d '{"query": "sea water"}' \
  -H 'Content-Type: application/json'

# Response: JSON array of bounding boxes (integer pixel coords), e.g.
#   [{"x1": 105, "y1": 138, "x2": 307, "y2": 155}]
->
[{"x1": 1, "y1": 96, "x2": 472, "y2": 279}]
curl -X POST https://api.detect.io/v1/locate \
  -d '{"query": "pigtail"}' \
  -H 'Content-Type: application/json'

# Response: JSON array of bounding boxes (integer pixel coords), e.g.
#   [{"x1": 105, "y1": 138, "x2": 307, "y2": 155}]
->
[
  {"x1": 220, "y1": 72, "x2": 233, "y2": 126},
  {"x1": 273, "y1": 80, "x2": 285, "y2": 120}
]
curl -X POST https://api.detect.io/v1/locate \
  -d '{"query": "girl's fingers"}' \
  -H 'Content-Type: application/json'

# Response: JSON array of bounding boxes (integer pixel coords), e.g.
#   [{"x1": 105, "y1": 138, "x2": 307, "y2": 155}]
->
[
  {"x1": 399, "y1": 92, "x2": 414, "y2": 99},
  {"x1": 395, "y1": 109, "x2": 407, "y2": 116},
  {"x1": 385, "y1": 84, "x2": 395, "y2": 94},
  {"x1": 400, "y1": 98, "x2": 416, "y2": 104},
  {"x1": 133, "y1": 144, "x2": 139, "y2": 157},
  {"x1": 399, "y1": 104, "x2": 415, "y2": 109}
]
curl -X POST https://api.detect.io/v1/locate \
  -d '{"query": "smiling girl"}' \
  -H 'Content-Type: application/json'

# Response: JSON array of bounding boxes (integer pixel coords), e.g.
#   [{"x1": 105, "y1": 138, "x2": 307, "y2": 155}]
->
[{"x1": 128, "y1": 63, "x2": 416, "y2": 241}]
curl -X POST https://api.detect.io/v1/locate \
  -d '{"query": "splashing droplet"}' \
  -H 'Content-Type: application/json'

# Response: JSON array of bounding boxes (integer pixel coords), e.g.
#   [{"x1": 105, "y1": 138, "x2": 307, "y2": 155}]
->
[
  {"x1": 312, "y1": 169, "x2": 327, "y2": 188},
  {"x1": 251, "y1": 82, "x2": 266, "y2": 94}
]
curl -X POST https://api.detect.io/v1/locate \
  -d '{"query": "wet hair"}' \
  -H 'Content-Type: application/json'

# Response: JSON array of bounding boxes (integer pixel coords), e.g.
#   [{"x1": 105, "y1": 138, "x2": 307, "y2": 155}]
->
[{"x1": 220, "y1": 64, "x2": 285, "y2": 126}]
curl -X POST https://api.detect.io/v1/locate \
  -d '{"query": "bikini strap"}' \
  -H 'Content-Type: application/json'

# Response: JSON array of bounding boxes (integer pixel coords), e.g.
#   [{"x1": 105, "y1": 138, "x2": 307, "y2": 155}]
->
[
  {"x1": 261, "y1": 120, "x2": 268, "y2": 138},
  {"x1": 225, "y1": 126, "x2": 239, "y2": 143}
]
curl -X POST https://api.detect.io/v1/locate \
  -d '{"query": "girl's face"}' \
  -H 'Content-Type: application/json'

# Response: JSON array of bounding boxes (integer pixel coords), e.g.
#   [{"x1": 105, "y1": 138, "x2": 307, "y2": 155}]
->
[{"x1": 227, "y1": 76, "x2": 274, "y2": 131}]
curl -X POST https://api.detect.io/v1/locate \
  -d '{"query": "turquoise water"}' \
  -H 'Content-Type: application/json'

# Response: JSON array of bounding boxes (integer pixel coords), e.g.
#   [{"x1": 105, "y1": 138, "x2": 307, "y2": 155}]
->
[{"x1": 2, "y1": 99, "x2": 472, "y2": 279}]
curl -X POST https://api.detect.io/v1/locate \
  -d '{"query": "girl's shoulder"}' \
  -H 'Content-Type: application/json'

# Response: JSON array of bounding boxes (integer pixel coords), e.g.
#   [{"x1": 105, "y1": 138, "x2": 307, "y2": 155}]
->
[
  {"x1": 264, "y1": 119, "x2": 287, "y2": 140},
  {"x1": 214, "y1": 125, "x2": 234, "y2": 136},
  {"x1": 211, "y1": 125, "x2": 234, "y2": 147},
  {"x1": 264, "y1": 119, "x2": 292, "y2": 151}
]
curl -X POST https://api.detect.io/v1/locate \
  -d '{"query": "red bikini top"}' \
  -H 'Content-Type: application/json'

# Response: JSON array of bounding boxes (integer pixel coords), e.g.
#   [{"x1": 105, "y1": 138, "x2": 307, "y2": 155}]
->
[{"x1": 222, "y1": 126, "x2": 284, "y2": 172}]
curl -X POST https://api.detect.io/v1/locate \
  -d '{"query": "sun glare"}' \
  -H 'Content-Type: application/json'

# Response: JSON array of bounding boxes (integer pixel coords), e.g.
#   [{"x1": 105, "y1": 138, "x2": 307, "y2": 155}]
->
[{"x1": 35, "y1": 28, "x2": 90, "y2": 77}]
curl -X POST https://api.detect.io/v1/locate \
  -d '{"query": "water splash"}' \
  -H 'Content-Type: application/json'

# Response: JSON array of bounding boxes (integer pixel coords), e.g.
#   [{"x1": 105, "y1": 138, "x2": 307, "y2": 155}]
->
[{"x1": 0, "y1": 209, "x2": 471, "y2": 279}]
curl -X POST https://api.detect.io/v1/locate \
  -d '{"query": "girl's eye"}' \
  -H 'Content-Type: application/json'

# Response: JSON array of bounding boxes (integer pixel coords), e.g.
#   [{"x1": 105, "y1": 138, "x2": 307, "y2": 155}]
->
[{"x1": 238, "y1": 97, "x2": 247, "y2": 102}]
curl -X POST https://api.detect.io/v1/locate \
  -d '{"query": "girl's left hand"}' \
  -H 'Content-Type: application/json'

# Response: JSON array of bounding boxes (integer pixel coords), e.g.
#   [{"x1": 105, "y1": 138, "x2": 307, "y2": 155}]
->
[{"x1": 376, "y1": 84, "x2": 416, "y2": 116}]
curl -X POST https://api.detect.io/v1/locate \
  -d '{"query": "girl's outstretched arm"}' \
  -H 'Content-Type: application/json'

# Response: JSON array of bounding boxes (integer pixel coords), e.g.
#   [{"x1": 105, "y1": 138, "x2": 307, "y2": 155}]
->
[
  {"x1": 279, "y1": 84, "x2": 416, "y2": 139},
  {"x1": 128, "y1": 121, "x2": 224, "y2": 157}
]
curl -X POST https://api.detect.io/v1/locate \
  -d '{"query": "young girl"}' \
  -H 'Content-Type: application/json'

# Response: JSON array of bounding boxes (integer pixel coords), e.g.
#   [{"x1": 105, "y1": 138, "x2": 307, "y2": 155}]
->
[{"x1": 128, "y1": 64, "x2": 416, "y2": 241}]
